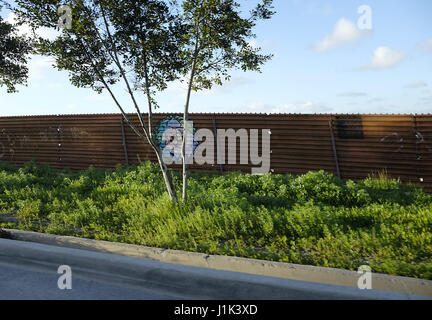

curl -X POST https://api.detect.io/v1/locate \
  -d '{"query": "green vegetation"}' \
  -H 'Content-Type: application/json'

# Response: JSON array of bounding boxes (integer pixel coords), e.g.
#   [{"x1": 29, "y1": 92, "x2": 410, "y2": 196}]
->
[{"x1": 0, "y1": 160, "x2": 431, "y2": 279}]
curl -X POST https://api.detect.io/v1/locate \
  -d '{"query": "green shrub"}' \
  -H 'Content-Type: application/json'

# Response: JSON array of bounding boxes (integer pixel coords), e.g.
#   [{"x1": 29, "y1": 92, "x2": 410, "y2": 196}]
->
[{"x1": 0, "y1": 160, "x2": 431, "y2": 279}]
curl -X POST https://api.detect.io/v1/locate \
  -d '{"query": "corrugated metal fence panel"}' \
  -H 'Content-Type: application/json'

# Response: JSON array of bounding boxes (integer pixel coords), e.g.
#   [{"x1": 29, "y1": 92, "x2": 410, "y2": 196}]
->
[
  {"x1": 0, "y1": 113, "x2": 431, "y2": 192},
  {"x1": 333, "y1": 114, "x2": 418, "y2": 181},
  {"x1": 415, "y1": 115, "x2": 432, "y2": 192}
]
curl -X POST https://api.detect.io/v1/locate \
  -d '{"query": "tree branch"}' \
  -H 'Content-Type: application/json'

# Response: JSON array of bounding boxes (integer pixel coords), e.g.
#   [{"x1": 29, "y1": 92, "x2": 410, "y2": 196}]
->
[
  {"x1": 142, "y1": 52, "x2": 154, "y2": 138},
  {"x1": 77, "y1": 38, "x2": 146, "y2": 141},
  {"x1": 97, "y1": 0, "x2": 155, "y2": 147}
]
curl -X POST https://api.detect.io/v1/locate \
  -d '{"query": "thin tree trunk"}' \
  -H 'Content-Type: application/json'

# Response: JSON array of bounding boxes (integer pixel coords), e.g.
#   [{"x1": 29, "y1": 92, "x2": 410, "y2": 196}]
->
[
  {"x1": 98, "y1": 3, "x2": 177, "y2": 204},
  {"x1": 182, "y1": 19, "x2": 200, "y2": 203},
  {"x1": 182, "y1": 53, "x2": 198, "y2": 202},
  {"x1": 141, "y1": 54, "x2": 177, "y2": 204},
  {"x1": 154, "y1": 148, "x2": 177, "y2": 203},
  {"x1": 78, "y1": 35, "x2": 178, "y2": 204}
]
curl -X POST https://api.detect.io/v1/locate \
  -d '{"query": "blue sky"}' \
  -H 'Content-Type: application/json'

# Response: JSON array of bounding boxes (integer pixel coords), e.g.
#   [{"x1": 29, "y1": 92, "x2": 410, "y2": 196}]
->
[{"x1": 1, "y1": 0, "x2": 432, "y2": 116}]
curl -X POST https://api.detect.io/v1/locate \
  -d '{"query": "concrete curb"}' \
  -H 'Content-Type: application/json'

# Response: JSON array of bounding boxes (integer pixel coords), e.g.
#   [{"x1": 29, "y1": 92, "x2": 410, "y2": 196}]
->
[{"x1": 3, "y1": 228, "x2": 432, "y2": 298}]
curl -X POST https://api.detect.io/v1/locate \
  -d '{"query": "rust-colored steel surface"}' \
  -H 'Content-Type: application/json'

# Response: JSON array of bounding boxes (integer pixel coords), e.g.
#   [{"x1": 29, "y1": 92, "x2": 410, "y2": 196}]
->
[{"x1": 0, "y1": 113, "x2": 431, "y2": 192}]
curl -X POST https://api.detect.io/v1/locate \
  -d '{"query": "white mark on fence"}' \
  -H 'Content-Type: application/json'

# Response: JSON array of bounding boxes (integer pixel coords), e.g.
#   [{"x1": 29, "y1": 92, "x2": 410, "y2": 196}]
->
[
  {"x1": 380, "y1": 131, "x2": 432, "y2": 161},
  {"x1": 380, "y1": 132, "x2": 404, "y2": 154},
  {"x1": 1, "y1": 128, "x2": 32, "y2": 160},
  {"x1": 40, "y1": 126, "x2": 60, "y2": 142},
  {"x1": 1, "y1": 128, "x2": 15, "y2": 160},
  {"x1": 0, "y1": 142, "x2": 4, "y2": 158},
  {"x1": 68, "y1": 127, "x2": 89, "y2": 138}
]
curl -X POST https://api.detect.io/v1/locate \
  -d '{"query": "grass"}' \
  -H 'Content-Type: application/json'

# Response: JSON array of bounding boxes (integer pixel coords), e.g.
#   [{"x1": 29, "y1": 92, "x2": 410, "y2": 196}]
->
[{"x1": 0, "y1": 160, "x2": 431, "y2": 280}]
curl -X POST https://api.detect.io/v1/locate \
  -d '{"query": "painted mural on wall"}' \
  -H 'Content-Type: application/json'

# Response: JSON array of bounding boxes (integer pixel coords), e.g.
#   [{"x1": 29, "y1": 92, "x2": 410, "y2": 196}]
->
[{"x1": 152, "y1": 115, "x2": 199, "y2": 164}]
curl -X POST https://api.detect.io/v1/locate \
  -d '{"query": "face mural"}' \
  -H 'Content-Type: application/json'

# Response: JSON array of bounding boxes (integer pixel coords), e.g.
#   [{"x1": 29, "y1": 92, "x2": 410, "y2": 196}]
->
[{"x1": 152, "y1": 115, "x2": 199, "y2": 164}]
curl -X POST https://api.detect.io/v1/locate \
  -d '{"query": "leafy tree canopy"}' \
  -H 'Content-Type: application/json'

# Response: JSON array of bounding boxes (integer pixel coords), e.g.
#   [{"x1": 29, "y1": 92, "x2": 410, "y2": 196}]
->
[
  {"x1": 0, "y1": 2, "x2": 33, "y2": 92},
  {"x1": 10, "y1": 0, "x2": 274, "y2": 98},
  {"x1": 9, "y1": 0, "x2": 274, "y2": 203}
]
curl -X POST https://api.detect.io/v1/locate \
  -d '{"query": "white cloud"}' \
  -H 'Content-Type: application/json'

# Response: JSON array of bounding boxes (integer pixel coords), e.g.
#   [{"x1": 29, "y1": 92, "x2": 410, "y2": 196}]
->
[
  {"x1": 203, "y1": 77, "x2": 252, "y2": 95},
  {"x1": 358, "y1": 46, "x2": 407, "y2": 71},
  {"x1": 367, "y1": 98, "x2": 384, "y2": 103},
  {"x1": 311, "y1": 18, "x2": 369, "y2": 52},
  {"x1": 338, "y1": 92, "x2": 367, "y2": 97},
  {"x1": 417, "y1": 38, "x2": 432, "y2": 52},
  {"x1": 5, "y1": 12, "x2": 59, "y2": 41},
  {"x1": 84, "y1": 93, "x2": 110, "y2": 102},
  {"x1": 246, "y1": 101, "x2": 331, "y2": 114},
  {"x1": 28, "y1": 56, "x2": 56, "y2": 81},
  {"x1": 403, "y1": 81, "x2": 427, "y2": 89},
  {"x1": 167, "y1": 76, "x2": 252, "y2": 97},
  {"x1": 248, "y1": 40, "x2": 258, "y2": 49},
  {"x1": 45, "y1": 82, "x2": 63, "y2": 89}
]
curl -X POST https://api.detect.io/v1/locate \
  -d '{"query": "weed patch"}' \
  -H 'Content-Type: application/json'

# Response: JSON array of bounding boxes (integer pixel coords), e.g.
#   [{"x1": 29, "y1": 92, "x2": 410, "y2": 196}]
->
[{"x1": 0, "y1": 160, "x2": 431, "y2": 279}]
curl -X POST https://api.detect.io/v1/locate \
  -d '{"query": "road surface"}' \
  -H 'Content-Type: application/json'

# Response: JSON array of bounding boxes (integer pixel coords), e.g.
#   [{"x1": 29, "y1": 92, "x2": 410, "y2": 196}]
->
[
  {"x1": 0, "y1": 261, "x2": 179, "y2": 300},
  {"x1": 0, "y1": 238, "x2": 430, "y2": 300}
]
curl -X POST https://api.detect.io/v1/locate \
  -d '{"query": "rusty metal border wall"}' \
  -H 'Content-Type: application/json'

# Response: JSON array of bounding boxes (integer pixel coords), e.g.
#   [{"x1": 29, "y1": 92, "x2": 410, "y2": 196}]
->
[{"x1": 0, "y1": 113, "x2": 431, "y2": 192}]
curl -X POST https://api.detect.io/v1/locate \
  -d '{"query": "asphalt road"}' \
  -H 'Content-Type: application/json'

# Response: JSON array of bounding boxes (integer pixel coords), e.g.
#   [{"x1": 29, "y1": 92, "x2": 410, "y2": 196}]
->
[{"x1": 0, "y1": 261, "x2": 180, "y2": 300}]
